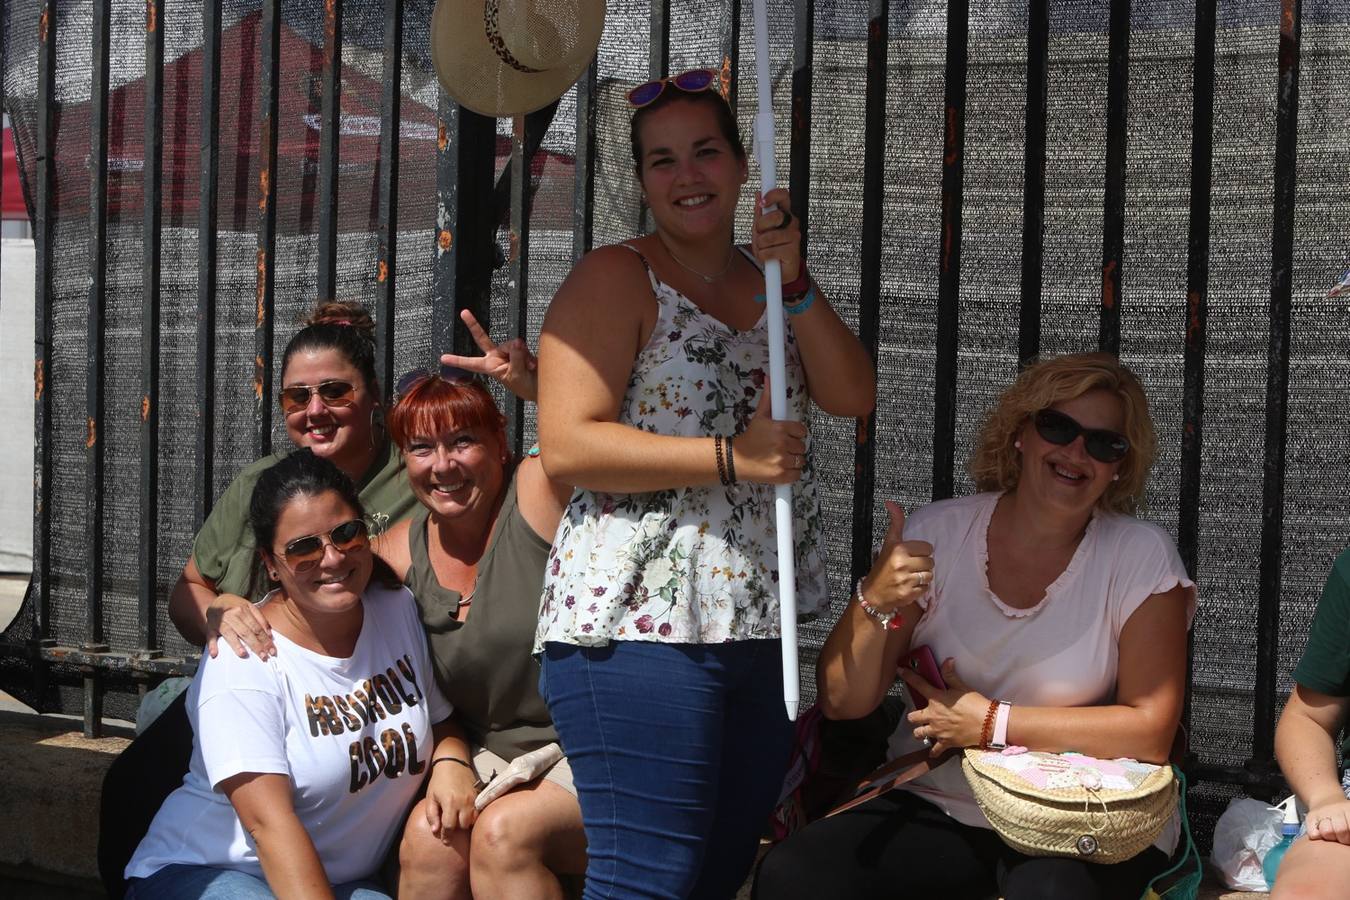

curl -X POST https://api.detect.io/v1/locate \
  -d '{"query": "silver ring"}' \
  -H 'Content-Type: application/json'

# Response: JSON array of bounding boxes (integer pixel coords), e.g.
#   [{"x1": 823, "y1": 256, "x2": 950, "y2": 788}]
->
[{"x1": 921, "y1": 737, "x2": 933, "y2": 748}]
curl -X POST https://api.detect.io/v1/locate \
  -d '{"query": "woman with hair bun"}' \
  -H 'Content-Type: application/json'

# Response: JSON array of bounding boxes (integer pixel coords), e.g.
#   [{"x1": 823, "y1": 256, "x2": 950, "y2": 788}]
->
[
  {"x1": 101, "y1": 302, "x2": 416, "y2": 896},
  {"x1": 169, "y1": 300, "x2": 419, "y2": 659}
]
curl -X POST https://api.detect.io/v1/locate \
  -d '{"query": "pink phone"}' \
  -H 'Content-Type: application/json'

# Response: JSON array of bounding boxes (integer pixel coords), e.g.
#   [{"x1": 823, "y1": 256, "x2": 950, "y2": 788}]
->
[{"x1": 900, "y1": 645, "x2": 947, "y2": 710}]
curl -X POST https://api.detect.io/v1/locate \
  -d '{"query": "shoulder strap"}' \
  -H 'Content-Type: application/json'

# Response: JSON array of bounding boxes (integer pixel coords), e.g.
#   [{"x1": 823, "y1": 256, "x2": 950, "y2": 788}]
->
[
  {"x1": 619, "y1": 242, "x2": 662, "y2": 295},
  {"x1": 825, "y1": 748, "x2": 957, "y2": 818}
]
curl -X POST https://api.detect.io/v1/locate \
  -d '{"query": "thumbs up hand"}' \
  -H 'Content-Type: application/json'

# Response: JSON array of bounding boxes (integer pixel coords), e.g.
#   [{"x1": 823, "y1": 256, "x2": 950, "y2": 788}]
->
[{"x1": 858, "y1": 500, "x2": 935, "y2": 615}]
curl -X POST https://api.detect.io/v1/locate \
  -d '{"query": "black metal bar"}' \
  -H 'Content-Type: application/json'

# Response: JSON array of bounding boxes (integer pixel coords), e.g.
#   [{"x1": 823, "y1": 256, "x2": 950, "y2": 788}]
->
[
  {"x1": 1018, "y1": 0, "x2": 1048, "y2": 366},
  {"x1": 789, "y1": 0, "x2": 813, "y2": 256},
  {"x1": 507, "y1": 115, "x2": 530, "y2": 457},
  {"x1": 255, "y1": 0, "x2": 281, "y2": 458},
  {"x1": 432, "y1": 92, "x2": 458, "y2": 356},
  {"x1": 85, "y1": 0, "x2": 111, "y2": 656},
  {"x1": 451, "y1": 108, "x2": 498, "y2": 358},
  {"x1": 1178, "y1": 0, "x2": 1217, "y2": 734},
  {"x1": 316, "y1": 0, "x2": 342, "y2": 302},
  {"x1": 196, "y1": 0, "x2": 222, "y2": 525},
  {"x1": 572, "y1": 61, "x2": 597, "y2": 265},
  {"x1": 724, "y1": 0, "x2": 741, "y2": 110},
  {"x1": 641, "y1": 0, "x2": 671, "y2": 234},
  {"x1": 650, "y1": 0, "x2": 670, "y2": 80},
  {"x1": 1253, "y1": 0, "x2": 1301, "y2": 771},
  {"x1": 931, "y1": 0, "x2": 967, "y2": 502},
  {"x1": 374, "y1": 0, "x2": 403, "y2": 403},
  {"x1": 82, "y1": 0, "x2": 113, "y2": 737},
  {"x1": 33, "y1": 2, "x2": 56, "y2": 649},
  {"x1": 851, "y1": 0, "x2": 888, "y2": 583},
  {"x1": 139, "y1": 0, "x2": 166, "y2": 658},
  {"x1": 1098, "y1": 0, "x2": 1130, "y2": 355}
]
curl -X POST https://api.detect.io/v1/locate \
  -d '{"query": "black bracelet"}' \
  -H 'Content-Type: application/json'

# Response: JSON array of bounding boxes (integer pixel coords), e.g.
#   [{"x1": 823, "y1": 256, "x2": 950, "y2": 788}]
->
[
  {"x1": 725, "y1": 435, "x2": 737, "y2": 484},
  {"x1": 430, "y1": 756, "x2": 484, "y2": 789}
]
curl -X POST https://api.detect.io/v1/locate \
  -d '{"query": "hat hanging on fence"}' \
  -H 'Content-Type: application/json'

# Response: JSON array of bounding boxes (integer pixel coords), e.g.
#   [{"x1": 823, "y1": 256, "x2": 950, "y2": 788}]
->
[{"x1": 431, "y1": 0, "x2": 605, "y2": 118}]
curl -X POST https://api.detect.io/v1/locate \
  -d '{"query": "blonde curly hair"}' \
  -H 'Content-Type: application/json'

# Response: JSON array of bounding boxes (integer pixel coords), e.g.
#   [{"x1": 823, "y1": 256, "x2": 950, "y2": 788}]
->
[{"x1": 968, "y1": 353, "x2": 1156, "y2": 514}]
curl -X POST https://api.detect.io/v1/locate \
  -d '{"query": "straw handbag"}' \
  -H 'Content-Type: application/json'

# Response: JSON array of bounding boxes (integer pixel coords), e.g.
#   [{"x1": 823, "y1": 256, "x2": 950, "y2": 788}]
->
[{"x1": 961, "y1": 748, "x2": 1178, "y2": 864}]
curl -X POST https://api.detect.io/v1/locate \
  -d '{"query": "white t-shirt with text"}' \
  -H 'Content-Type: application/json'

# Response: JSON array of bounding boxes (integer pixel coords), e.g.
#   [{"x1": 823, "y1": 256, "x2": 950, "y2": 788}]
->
[{"x1": 127, "y1": 584, "x2": 451, "y2": 885}]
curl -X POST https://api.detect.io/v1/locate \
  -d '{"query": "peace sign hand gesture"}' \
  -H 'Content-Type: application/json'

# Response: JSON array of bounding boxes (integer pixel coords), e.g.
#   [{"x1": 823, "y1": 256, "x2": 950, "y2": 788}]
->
[{"x1": 440, "y1": 309, "x2": 539, "y2": 402}]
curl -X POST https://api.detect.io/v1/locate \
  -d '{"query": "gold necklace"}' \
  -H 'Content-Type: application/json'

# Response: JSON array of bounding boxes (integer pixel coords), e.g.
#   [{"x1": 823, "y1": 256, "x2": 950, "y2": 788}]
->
[{"x1": 664, "y1": 242, "x2": 736, "y2": 283}]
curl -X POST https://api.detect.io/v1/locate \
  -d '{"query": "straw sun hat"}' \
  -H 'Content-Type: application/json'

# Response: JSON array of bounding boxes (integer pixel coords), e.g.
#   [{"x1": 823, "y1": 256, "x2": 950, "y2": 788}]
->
[{"x1": 431, "y1": 0, "x2": 605, "y2": 117}]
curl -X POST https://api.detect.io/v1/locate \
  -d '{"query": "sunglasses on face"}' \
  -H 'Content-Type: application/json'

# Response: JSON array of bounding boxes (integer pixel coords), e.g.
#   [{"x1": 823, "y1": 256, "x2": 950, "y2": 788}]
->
[
  {"x1": 278, "y1": 380, "x2": 356, "y2": 415},
  {"x1": 1033, "y1": 408, "x2": 1130, "y2": 464},
  {"x1": 392, "y1": 364, "x2": 478, "y2": 405},
  {"x1": 626, "y1": 68, "x2": 720, "y2": 108},
  {"x1": 279, "y1": 518, "x2": 370, "y2": 574}
]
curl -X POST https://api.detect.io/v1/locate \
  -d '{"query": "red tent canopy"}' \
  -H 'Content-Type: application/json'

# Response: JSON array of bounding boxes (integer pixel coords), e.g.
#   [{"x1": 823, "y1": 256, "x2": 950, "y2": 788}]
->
[{"x1": 2, "y1": 127, "x2": 25, "y2": 221}]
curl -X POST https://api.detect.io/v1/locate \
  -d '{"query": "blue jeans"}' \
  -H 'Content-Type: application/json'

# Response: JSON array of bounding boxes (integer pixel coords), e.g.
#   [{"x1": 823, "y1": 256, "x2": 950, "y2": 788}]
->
[
  {"x1": 540, "y1": 639, "x2": 794, "y2": 900},
  {"x1": 125, "y1": 864, "x2": 390, "y2": 900}
]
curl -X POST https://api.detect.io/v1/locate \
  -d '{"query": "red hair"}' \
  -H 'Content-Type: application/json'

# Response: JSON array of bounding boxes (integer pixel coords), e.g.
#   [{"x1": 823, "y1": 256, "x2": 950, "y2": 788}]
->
[{"x1": 387, "y1": 376, "x2": 505, "y2": 450}]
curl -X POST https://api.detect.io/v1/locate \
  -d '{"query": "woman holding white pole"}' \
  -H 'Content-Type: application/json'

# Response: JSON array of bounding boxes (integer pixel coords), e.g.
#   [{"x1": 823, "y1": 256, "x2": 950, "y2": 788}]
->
[{"x1": 535, "y1": 71, "x2": 874, "y2": 898}]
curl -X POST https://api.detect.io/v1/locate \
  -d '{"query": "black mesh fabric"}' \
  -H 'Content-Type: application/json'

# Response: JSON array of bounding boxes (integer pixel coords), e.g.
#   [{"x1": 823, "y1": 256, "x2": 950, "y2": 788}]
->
[{"x1": 4, "y1": 0, "x2": 1350, "y2": 849}]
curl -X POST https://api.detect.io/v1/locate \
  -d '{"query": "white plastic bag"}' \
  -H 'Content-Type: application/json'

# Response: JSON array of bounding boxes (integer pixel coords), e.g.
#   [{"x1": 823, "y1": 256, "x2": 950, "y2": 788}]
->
[{"x1": 1209, "y1": 796, "x2": 1283, "y2": 890}]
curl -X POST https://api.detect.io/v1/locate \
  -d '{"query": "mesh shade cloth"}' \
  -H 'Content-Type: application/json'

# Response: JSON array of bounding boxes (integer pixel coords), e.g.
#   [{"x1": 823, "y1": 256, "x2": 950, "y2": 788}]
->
[{"x1": 4, "y1": 0, "x2": 1350, "y2": 849}]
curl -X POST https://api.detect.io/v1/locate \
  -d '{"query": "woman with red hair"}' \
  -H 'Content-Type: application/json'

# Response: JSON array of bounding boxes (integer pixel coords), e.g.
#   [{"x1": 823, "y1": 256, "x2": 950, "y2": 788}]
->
[{"x1": 377, "y1": 316, "x2": 584, "y2": 900}]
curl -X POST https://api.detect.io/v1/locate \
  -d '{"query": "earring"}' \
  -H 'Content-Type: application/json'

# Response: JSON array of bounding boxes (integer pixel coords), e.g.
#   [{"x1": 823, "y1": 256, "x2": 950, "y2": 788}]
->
[
  {"x1": 268, "y1": 570, "x2": 279, "y2": 580},
  {"x1": 1111, "y1": 474, "x2": 1120, "y2": 482},
  {"x1": 1014, "y1": 440, "x2": 1022, "y2": 450}
]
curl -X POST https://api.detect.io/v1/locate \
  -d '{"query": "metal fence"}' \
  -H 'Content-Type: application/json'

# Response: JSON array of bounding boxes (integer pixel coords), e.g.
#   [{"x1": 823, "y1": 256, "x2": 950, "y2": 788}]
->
[{"x1": 2, "y1": 0, "x2": 1346, "y2": 845}]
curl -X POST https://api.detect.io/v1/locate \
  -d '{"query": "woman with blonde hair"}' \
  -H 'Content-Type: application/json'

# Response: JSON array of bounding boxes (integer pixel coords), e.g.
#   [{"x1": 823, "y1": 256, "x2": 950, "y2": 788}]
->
[{"x1": 755, "y1": 353, "x2": 1195, "y2": 900}]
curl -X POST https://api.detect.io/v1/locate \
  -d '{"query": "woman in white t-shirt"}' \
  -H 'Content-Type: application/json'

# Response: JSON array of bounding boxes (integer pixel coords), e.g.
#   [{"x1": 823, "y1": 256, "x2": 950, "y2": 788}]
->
[
  {"x1": 755, "y1": 354, "x2": 1196, "y2": 900},
  {"x1": 125, "y1": 450, "x2": 473, "y2": 900}
]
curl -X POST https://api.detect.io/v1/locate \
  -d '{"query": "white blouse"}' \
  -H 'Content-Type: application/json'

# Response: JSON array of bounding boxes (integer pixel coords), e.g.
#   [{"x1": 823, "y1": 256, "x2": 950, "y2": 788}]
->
[{"x1": 887, "y1": 492, "x2": 1197, "y2": 853}]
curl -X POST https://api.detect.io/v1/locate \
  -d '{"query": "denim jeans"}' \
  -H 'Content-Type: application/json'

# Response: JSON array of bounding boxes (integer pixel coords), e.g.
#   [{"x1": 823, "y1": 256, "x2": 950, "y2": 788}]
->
[
  {"x1": 125, "y1": 864, "x2": 390, "y2": 900},
  {"x1": 540, "y1": 639, "x2": 794, "y2": 900}
]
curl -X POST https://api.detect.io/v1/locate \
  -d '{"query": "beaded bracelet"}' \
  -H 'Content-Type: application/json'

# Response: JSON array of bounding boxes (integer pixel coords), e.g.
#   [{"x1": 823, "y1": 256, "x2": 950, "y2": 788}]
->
[
  {"x1": 854, "y1": 578, "x2": 902, "y2": 631},
  {"x1": 714, "y1": 435, "x2": 731, "y2": 486}
]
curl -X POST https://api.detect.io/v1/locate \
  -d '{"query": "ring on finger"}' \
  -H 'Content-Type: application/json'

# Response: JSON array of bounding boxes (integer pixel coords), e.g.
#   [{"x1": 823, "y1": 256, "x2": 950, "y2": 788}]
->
[{"x1": 774, "y1": 209, "x2": 794, "y2": 231}]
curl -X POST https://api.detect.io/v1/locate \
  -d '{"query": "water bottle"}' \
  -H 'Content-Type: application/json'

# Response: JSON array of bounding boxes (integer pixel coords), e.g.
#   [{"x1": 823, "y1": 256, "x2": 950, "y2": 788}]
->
[{"x1": 1264, "y1": 796, "x2": 1301, "y2": 890}]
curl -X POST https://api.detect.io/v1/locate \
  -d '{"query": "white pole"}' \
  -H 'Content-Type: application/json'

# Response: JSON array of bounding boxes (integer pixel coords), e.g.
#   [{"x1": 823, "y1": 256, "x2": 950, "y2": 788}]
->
[{"x1": 750, "y1": 0, "x2": 799, "y2": 721}]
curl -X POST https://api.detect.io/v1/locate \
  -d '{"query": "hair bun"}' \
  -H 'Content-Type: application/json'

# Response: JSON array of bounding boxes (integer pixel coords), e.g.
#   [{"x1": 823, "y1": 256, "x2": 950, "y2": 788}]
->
[{"x1": 306, "y1": 300, "x2": 375, "y2": 342}]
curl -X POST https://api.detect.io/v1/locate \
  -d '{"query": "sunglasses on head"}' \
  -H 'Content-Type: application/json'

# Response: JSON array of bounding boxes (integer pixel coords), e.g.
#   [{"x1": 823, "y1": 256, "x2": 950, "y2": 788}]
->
[
  {"x1": 1033, "y1": 408, "x2": 1130, "y2": 464},
  {"x1": 278, "y1": 380, "x2": 356, "y2": 415},
  {"x1": 626, "y1": 68, "x2": 721, "y2": 108},
  {"x1": 393, "y1": 364, "x2": 478, "y2": 405},
  {"x1": 280, "y1": 518, "x2": 369, "y2": 574}
]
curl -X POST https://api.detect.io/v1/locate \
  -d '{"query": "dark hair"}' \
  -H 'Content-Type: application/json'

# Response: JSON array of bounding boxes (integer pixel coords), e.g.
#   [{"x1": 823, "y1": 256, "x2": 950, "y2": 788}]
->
[
  {"x1": 629, "y1": 87, "x2": 746, "y2": 175},
  {"x1": 248, "y1": 448, "x2": 365, "y2": 555},
  {"x1": 280, "y1": 300, "x2": 379, "y2": 397}
]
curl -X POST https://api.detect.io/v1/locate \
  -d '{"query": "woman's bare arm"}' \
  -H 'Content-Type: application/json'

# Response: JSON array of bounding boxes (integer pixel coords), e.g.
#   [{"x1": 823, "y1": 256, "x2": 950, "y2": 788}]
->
[
  {"x1": 538, "y1": 247, "x2": 804, "y2": 494},
  {"x1": 222, "y1": 772, "x2": 336, "y2": 900}
]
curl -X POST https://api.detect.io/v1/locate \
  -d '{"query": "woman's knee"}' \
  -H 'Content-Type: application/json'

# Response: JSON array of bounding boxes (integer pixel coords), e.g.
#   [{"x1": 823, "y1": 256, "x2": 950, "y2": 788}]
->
[
  {"x1": 471, "y1": 800, "x2": 539, "y2": 864},
  {"x1": 399, "y1": 800, "x2": 471, "y2": 884}
]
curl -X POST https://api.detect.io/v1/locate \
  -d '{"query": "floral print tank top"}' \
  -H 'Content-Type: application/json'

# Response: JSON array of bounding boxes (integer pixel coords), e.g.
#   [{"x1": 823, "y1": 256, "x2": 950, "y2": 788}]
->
[{"x1": 536, "y1": 244, "x2": 829, "y2": 648}]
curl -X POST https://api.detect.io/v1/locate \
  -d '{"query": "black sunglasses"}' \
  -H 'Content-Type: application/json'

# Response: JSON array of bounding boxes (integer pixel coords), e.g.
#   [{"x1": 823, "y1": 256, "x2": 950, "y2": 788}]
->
[
  {"x1": 1033, "y1": 409, "x2": 1130, "y2": 464},
  {"x1": 393, "y1": 364, "x2": 478, "y2": 405},
  {"x1": 281, "y1": 519, "x2": 370, "y2": 574}
]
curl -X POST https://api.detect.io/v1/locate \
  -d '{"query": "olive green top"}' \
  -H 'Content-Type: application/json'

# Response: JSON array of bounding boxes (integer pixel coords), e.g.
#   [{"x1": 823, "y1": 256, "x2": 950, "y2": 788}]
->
[
  {"x1": 191, "y1": 439, "x2": 417, "y2": 600},
  {"x1": 406, "y1": 473, "x2": 558, "y2": 761}
]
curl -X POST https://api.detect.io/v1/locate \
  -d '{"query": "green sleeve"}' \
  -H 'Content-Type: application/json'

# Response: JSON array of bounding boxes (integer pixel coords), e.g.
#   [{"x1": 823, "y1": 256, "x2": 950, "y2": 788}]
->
[
  {"x1": 190, "y1": 456, "x2": 278, "y2": 599},
  {"x1": 1292, "y1": 549, "x2": 1350, "y2": 698}
]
